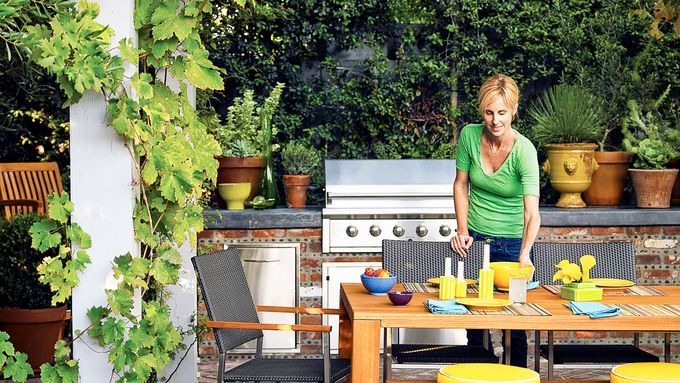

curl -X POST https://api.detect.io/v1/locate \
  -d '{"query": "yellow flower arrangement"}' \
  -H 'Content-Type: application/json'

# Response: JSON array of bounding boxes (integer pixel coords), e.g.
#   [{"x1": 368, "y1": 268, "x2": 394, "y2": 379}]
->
[{"x1": 552, "y1": 255, "x2": 596, "y2": 284}]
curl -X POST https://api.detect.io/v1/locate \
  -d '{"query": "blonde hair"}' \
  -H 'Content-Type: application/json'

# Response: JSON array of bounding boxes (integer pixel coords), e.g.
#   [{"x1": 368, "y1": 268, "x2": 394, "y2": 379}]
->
[{"x1": 477, "y1": 74, "x2": 519, "y2": 117}]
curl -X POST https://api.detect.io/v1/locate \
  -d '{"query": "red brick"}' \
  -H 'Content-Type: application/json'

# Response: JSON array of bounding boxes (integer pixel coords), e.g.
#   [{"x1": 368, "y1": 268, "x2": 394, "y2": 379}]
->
[
  {"x1": 551, "y1": 227, "x2": 588, "y2": 236},
  {"x1": 552, "y1": 331, "x2": 570, "y2": 339},
  {"x1": 637, "y1": 255, "x2": 662, "y2": 265},
  {"x1": 310, "y1": 272, "x2": 322, "y2": 282},
  {"x1": 664, "y1": 255, "x2": 680, "y2": 265},
  {"x1": 588, "y1": 227, "x2": 625, "y2": 236},
  {"x1": 252, "y1": 229, "x2": 287, "y2": 238},
  {"x1": 300, "y1": 258, "x2": 321, "y2": 268},
  {"x1": 609, "y1": 331, "x2": 636, "y2": 338},
  {"x1": 574, "y1": 331, "x2": 608, "y2": 339},
  {"x1": 332, "y1": 256, "x2": 382, "y2": 263},
  {"x1": 537, "y1": 227, "x2": 552, "y2": 237},
  {"x1": 642, "y1": 269, "x2": 674, "y2": 279},
  {"x1": 663, "y1": 226, "x2": 680, "y2": 235},
  {"x1": 288, "y1": 228, "x2": 322, "y2": 237},
  {"x1": 627, "y1": 226, "x2": 663, "y2": 235},
  {"x1": 300, "y1": 344, "x2": 321, "y2": 355},
  {"x1": 199, "y1": 345, "x2": 217, "y2": 357},
  {"x1": 307, "y1": 242, "x2": 322, "y2": 253},
  {"x1": 300, "y1": 315, "x2": 322, "y2": 325},
  {"x1": 301, "y1": 331, "x2": 322, "y2": 340},
  {"x1": 299, "y1": 273, "x2": 307, "y2": 283},
  {"x1": 197, "y1": 230, "x2": 216, "y2": 239},
  {"x1": 215, "y1": 230, "x2": 249, "y2": 239}
]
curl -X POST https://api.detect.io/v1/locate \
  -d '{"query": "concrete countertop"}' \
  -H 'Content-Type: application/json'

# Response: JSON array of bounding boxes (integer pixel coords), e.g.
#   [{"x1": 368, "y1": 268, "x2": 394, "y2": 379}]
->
[{"x1": 203, "y1": 206, "x2": 680, "y2": 229}]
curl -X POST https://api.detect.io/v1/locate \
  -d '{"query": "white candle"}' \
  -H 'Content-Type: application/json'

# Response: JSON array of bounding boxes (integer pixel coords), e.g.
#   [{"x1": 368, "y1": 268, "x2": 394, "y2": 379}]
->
[
  {"x1": 457, "y1": 261, "x2": 464, "y2": 281},
  {"x1": 483, "y1": 244, "x2": 490, "y2": 269},
  {"x1": 445, "y1": 257, "x2": 452, "y2": 277}
]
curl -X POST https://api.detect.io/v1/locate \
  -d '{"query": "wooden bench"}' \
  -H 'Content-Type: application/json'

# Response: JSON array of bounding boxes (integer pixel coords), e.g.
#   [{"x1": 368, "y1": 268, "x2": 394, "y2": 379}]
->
[{"x1": 0, "y1": 162, "x2": 63, "y2": 218}]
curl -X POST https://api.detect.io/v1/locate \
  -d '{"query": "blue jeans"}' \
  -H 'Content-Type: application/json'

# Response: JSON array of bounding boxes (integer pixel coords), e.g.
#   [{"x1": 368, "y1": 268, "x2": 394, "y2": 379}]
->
[{"x1": 466, "y1": 229, "x2": 531, "y2": 367}]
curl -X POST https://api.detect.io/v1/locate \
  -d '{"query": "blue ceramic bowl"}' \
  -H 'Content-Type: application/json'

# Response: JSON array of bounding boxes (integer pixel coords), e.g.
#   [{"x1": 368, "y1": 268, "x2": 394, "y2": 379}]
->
[
  {"x1": 387, "y1": 291, "x2": 413, "y2": 306},
  {"x1": 360, "y1": 274, "x2": 397, "y2": 295}
]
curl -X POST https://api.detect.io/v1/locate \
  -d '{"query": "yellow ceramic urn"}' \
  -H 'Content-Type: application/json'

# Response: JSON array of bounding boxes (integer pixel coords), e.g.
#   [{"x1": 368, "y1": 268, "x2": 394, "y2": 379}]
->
[{"x1": 542, "y1": 143, "x2": 599, "y2": 208}]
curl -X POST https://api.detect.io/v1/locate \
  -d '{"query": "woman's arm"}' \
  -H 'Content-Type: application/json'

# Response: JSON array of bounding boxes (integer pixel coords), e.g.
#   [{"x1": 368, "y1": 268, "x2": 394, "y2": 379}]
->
[
  {"x1": 450, "y1": 169, "x2": 474, "y2": 256},
  {"x1": 519, "y1": 195, "x2": 540, "y2": 267}
]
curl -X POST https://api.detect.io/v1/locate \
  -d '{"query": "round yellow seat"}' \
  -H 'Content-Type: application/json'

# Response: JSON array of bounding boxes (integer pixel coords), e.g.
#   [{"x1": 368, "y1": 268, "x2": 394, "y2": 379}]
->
[
  {"x1": 437, "y1": 363, "x2": 539, "y2": 383},
  {"x1": 611, "y1": 362, "x2": 680, "y2": 383}
]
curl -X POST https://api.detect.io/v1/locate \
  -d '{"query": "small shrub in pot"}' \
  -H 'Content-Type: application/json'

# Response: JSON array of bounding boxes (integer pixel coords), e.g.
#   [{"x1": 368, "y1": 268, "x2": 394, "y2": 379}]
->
[{"x1": 281, "y1": 141, "x2": 322, "y2": 208}]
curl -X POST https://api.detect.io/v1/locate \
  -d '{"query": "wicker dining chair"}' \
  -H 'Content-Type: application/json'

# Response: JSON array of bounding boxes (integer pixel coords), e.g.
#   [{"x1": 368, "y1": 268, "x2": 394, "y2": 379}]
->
[
  {"x1": 381, "y1": 240, "x2": 498, "y2": 380},
  {"x1": 192, "y1": 249, "x2": 351, "y2": 383},
  {"x1": 532, "y1": 242, "x2": 659, "y2": 380}
]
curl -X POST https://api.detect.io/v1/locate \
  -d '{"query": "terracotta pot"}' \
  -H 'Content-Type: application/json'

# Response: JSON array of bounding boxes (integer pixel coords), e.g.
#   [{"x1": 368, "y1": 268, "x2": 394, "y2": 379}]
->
[
  {"x1": 583, "y1": 151, "x2": 632, "y2": 206},
  {"x1": 0, "y1": 305, "x2": 67, "y2": 371},
  {"x1": 669, "y1": 158, "x2": 680, "y2": 206},
  {"x1": 217, "y1": 156, "x2": 266, "y2": 205},
  {"x1": 283, "y1": 174, "x2": 311, "y2": 208},
  {"x1": 628, "y1": 168, "x2": 679, "y2": 208},
  {"x1": 542, "y1": 143, "x2": 599, "y2": 208}
]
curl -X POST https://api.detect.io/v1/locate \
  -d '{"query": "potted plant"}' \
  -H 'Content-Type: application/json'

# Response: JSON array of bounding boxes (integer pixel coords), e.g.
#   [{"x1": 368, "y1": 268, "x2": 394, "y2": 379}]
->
[
  {"x1": 207, "y1": 83, "x2": 285, "y2": 206},
  {"x1": 280, "y1": 140, "x2": 322, "y2": 208},
  {"x1": 622, "y1": 87, "x2": 680, "y2": 208},
  {"x1": 528, "y1": 85, "x2": 606, "y2": 208},
  {"x1": 0, "y1": 214, "x2": 65, "y2": 372}
]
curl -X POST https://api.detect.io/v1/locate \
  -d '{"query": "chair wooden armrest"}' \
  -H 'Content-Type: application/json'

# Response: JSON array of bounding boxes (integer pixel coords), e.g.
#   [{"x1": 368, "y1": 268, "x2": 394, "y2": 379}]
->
[
  {"x1": 206, "y1": 320, "x2": 332, "y2": 333},
  {"x1": 0, "y1": 199, "x2": 40, "y2": 210},
  {"x1": 256, "y1": 305, "x2": 342, "y2": 315}
]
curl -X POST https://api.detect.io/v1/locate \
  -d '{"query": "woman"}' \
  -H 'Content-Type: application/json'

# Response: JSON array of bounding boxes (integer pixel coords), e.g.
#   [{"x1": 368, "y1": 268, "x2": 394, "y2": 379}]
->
[{"x1": 450, "y1": 74, "x2": 540, "y2": 367}]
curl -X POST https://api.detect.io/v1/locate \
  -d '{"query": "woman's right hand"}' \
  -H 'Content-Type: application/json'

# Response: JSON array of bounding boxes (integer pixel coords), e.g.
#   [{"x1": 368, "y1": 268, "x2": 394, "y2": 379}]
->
[{"x1": 450, "y1": 233, "x2": 474, "y2": 256}]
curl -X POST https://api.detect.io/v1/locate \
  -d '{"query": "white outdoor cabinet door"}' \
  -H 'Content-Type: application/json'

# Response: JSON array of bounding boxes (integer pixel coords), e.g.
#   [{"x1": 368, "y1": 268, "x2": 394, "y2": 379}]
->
[
  {"x1": 225, "y1": 244, "x2": 298, "y2": 352},
  {"x1": 322, "y1": 262, "x2": 382, "y2": 351}
]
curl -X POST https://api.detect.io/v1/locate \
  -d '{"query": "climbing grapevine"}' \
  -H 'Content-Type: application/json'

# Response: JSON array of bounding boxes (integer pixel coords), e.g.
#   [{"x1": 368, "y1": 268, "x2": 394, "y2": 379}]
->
[{"x1": 23, "y1": 0, "x2": 225, "y2": 382}]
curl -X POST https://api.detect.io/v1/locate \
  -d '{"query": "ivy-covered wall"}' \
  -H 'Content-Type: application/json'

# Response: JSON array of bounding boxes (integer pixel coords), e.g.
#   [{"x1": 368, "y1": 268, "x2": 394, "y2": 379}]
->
[{"x1": 201, "y1": 0, "x2": 679, "y2": 202}]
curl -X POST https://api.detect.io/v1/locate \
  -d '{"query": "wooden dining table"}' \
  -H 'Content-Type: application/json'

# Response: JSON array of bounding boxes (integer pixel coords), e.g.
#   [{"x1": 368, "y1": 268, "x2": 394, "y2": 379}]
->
[{"x1": 337, "y1": 283, "x2": 680, "y2": 383}]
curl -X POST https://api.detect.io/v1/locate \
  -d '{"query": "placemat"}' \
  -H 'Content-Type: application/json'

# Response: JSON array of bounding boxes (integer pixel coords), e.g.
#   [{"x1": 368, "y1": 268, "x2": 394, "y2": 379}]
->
[
  {"x1": 615, "y1": 304, "x2": 680, "y2": 317},
  {"x1": 468, "y1": 303, "x2": 551, "y2": 316},
  {"x1": 542, "y1": 284, "x2": 665, "y2": 296}
]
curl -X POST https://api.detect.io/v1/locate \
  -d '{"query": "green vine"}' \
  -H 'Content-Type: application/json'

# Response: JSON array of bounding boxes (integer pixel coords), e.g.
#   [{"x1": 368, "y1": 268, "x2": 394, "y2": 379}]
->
[{"x1": 12, "y1": 0, "x2": 226, "y2": 382}]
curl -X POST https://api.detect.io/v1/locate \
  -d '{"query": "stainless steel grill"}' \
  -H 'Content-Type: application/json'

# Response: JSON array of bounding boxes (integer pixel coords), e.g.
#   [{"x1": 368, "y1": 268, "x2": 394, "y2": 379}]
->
[{"x1": 322, "y1": 159, "x2": 457, "y2": 253}]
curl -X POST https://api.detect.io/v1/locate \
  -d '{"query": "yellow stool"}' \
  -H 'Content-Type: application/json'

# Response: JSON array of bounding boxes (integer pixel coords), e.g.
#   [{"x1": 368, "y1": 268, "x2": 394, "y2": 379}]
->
[
  {"x1": 438, "y1": 363, "x2": 539, "y2": 383},
  {"x1": 611, "y1": 362, "x2": 680, "y2": 383}
]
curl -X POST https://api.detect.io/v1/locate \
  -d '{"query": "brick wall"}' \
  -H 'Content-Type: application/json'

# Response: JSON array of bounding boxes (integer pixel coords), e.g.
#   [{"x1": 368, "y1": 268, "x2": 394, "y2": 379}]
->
[{"x1": 196, "y1": 225, "x2": 679, "y2": 362}]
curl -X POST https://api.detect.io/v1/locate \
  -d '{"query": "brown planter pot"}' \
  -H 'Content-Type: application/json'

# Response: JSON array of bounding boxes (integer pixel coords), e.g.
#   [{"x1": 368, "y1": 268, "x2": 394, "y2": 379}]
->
[
  {"x1": 583, "y1": 151, "x2": 632, "y2": 206},
  {"x1": 283, "y1": 174, "x2": 311, "y2": 208},
  {"x1": 628, "y1": 168, "x2": 679, "y2": 208},
  {"x1": 217, "y1": 156, "x2": 266, "y2": 205},
  {"x1": 669, "y1": 158, "x2": 680, "y2": 206},
  {"x1": 0, "y1": 305, "x2": 67, "y2": 371}
]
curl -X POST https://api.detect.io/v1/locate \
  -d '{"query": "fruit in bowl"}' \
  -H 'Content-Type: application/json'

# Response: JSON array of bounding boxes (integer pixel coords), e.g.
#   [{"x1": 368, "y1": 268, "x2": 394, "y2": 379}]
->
[
  {"x1": 360, "y1": 268, "x2": 397, "y2": 295},
  {"x1": 489, "y1": 262, "x2": 534, "y2": 290},
  {"x1": 387, "y1": 291, "x2": 413, "y2": 306}
]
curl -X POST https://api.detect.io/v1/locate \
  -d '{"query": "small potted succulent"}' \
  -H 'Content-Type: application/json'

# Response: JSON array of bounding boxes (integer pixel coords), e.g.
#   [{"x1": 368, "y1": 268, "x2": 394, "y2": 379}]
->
[
  {"x1": 0, "y1": 214, "x2": 65, "y2": 371},
  {"x1": 280, "y1": 140, "x2": 322, "y2": 208},
  {"x1": 622, "y1": 86, "x2": 679, "y2": 208},
  {"x1": 528, "y1": 85, "x2": 606, "y2": 208},
  {"x1": 552, "y1": 255, "x2": 602, "y2": 301}
]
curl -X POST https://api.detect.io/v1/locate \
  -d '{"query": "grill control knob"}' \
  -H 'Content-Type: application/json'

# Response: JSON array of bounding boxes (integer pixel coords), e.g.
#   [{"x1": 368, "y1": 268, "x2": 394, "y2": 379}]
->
[
  {"x1": 346, "y1": 226, "x2": 358, "y2": 237},
  {"x1": 416, "y1": 224, "x2": 428, "y2": 237},
  {"x1": 369, "y1": 225, "x2": 381, "y2": 237},
  {"x1": 439, "y1": 225, "x2": 452, "y2": 237},
  {"x1": 392, "y1": 225, "x2": 405, "y2": 237}
]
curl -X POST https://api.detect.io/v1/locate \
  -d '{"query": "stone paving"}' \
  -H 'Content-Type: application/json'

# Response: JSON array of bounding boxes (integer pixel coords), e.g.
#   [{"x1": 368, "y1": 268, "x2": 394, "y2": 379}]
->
[{"x1": 196, "y1": 356, "x2": 612, "y2": 382}]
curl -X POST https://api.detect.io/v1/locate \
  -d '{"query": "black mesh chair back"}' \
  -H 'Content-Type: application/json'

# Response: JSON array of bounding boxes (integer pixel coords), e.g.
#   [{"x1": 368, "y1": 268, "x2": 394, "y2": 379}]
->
[
  {"x1": 383, "y1": 240, "x2": 485, "y2": 282},
  {"x1": 531, "y1": 242, "x2": 658, "y2": 379},
  {"x1": 192, "y1": 249, "x2": 263, "y2": 353},
  {"x1": 533, "y1": 242, "x2": 636, "y2": 284}
]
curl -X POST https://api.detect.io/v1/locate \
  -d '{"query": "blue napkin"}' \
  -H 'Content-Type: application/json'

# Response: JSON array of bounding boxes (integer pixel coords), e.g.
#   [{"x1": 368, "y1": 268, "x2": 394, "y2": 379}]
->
[
  {"x1": 527, "y1": 281, "x2": 540, "y2": 290},
  {"x1": 425, "y1": 299, "x2": 469, "y2": 314},
  {"x1": 568, "y1": 301, "x2": 620, "y2": 319}
]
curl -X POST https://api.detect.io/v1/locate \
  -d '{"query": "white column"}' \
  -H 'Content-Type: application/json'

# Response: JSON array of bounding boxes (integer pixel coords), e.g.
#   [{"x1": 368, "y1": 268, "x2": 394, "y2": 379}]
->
[
  {"x1": 70, "y1": 0, "x2": 137, "y2": 381},
  {"x1": 160, "y1": 73, "x2": 198, "y2": 383}
]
